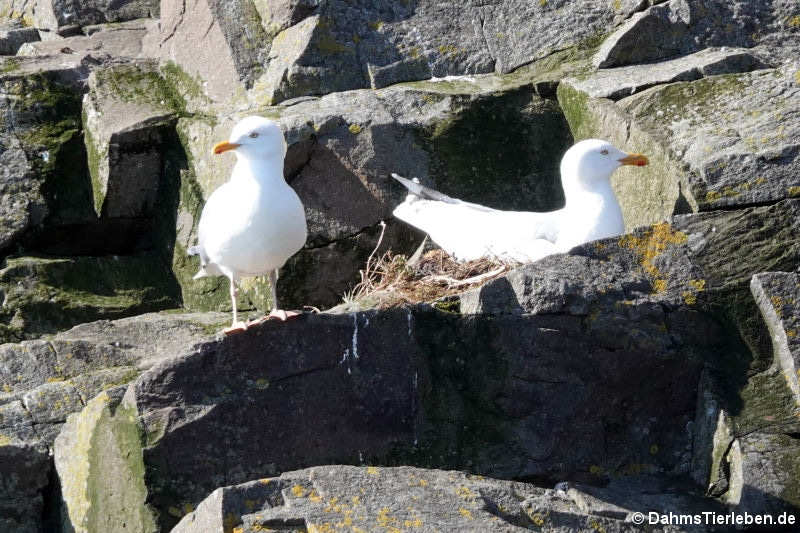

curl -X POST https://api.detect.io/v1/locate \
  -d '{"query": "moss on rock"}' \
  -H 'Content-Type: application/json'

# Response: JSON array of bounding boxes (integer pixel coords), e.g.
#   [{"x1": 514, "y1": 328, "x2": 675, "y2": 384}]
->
[
  {"x1": 0, "y1": 254, "x2": 180, "y2": 343},
  {"x1": 55, "y1": 390, "x2": 158, "y2": 533}
]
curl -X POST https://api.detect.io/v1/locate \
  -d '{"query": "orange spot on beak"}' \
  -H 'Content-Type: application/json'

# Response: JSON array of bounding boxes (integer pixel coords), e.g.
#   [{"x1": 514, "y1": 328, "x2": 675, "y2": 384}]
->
[
  {"x1": 618, "y1": 153, "x2": 649, "y2": 167},
  {"x1": 213, "y1": 141, "x2": 241, "y2": 155}
]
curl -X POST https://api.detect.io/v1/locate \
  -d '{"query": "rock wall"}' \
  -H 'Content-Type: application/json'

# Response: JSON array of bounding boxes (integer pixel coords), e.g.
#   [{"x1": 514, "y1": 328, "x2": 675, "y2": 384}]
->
[{"x1": 0, "y1": 0, "x2": 798, "y2": 531}]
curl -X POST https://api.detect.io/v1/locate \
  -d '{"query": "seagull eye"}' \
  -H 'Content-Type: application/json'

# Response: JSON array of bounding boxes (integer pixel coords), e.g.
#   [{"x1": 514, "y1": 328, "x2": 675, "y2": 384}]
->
[
  {"x1": 249, "y1": 132, "x2": 259, "y2": 139},
  {"x1": 600, "y1": 149, "x2": 609, "y2": 155}
]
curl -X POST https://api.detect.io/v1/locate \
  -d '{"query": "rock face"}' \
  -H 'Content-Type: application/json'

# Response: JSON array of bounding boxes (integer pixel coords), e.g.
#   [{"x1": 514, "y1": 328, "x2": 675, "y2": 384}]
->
[
  {"x1": 173, "y1": 465, "x2": 717, "y2": 533},
  {"x1": 60, "y1": 201, "x2": 800, "y2": 531},
  {"x1": 0, "y1": 312, "x2": 226, "y2": 533},
  {"x1": 153, "y1": 0, "x2": 620, "y2": 104},
  {"x1": 1, "y1": 0, "x2": 158, "y2": 32}
]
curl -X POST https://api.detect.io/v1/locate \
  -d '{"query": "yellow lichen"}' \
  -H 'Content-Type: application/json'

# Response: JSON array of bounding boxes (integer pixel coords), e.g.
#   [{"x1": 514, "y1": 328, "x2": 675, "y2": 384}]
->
[
  {"x1": 589, "y1": 465, "x2": 604, "y2": 475},
  {"x1": 377, "y1": 507, "x2": 398, "y2": 527},
  {"x1": 649, "y1": 444, "x2": 659, "y2": 455},
  {"x1": 682, "y1": 291, "x2": 697, "y2": 305},
  {"x1": 530, "y1": 513, "x2": 545, "y2": 526},
  {"x1": 455, "y1": 486, "x2": 476, "y2": 501},
  {"x1": 772, "y1": 296, "x2": 785, "y2": 317},
  {"x1": 705, "y1": 190, "x2": 723, "y2": 202},
  {"x1": 291, "y1": 484, "x2": 308, "y2": 498},
  {"x1": 653, "y1": 279, "x2": 667, "y2": 293},
  {"x1": 618, "y1": 223, "x2": 688, "y2": 290},
  {"x1": 788, "y1": 15, "x2": 800, "y2": 27},
  {"x1": 459, "y1": 507, "x2": 474, "y2": 519},
  {"x1": 367, "y1": 466, "x2": 379, "y2": 475},
  {"x1": 349, "y1": 124, "x2": 362, "y2": 135},
  {"x1": 689, "y1": 279, "x2": 706, "y2": 291},
  {"x1": 788, "y1": 186, "x2": 800, "y2": 198}
]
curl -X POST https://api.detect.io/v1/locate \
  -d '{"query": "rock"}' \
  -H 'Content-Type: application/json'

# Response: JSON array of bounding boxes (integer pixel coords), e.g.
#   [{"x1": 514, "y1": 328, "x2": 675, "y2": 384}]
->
[
  {"x1": 155, "y1": 0, "x2": 620, "y2": 104},
  {"x1": 567, "y1": 47, "x2": 765, "y2": 101},
  {"x1": 173, "y1": 466, "x2": 717, "y2": 533},
  {"x1": 462, "y1": 200, "x2": 800, "y2": 316},
  {"x1": 17, "y1": 18, "x2": 156, "y2": 58},
  {"x1": 723, "y1": 432, "x2": 800, "y2": 517},
  {"x1": 0, "y1": 442, "x2": 50, "y2": 533},
  {"x1": 112, "y1": 291, "x2": 727, "y2": 530},
  {"x1": 54, "y1": 388, "x2": 158, "y2": 533},
  {"x1": 154, "y1": 0, "x2": 271, "y2": 101},
  {"x1": 0, "y1": 254, "x2": 181, "y2": 343},
  {"x1": 0, "y1": 57, "x2": 91, "y2": 253},
  {"x1": 0, "y1": 21, "x2": 38, "y2": 54},
  {"x1": 558, "y1": 64, "x2": 800, "y2": 228},
  {"x1": 82, "y1": 61, "x2": 179, "y2": 218},
  {"x1": 751, "y1": 272, "x2": 800, "y2": 405},
  {"x1": 21, "y1": 0, "x2": 158, "y2": 32},
  {"x1": 594, "y1": 0, "x2": 799, "y2": 68},
  {"x1": 0, "y1": 311, "x2": 227, "y2": 532}
]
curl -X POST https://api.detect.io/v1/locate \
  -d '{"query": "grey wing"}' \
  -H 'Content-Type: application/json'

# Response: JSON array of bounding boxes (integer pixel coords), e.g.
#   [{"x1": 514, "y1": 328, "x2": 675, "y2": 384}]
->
[{"x1": 391, "y1": 173, "x2": 498, "y2": 214}]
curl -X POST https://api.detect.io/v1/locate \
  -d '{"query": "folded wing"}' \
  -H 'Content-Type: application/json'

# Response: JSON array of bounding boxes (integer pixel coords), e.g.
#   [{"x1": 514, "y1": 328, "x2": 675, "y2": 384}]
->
[{"x1": 391, "y1": 174, "x2": 563, "y2": 263}]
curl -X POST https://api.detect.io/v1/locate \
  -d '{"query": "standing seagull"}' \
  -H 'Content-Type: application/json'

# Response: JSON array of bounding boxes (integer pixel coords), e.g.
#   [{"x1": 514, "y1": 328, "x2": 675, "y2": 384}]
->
[
  {"x1": 391, "y1": 139, "x2": 648, "y2": 263},
  {"x1": 189, "y1": 116, "x2": 308, "y2": 333}
]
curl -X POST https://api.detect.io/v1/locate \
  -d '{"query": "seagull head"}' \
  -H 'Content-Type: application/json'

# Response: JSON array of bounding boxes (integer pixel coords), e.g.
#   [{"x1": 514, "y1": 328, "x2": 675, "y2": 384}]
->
[
  {"x1": 561, "y1": 139, "x2": 648, "y2": 189},
  {"x1": 212, "y1": 116, "x2": 287, "y2": 161}
]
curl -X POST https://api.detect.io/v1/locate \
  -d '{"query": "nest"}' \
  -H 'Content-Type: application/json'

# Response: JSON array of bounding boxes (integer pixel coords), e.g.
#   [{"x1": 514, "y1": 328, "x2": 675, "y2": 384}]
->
[{"x1": 344, "y1": 223, "x2": 516, "y2": 308}]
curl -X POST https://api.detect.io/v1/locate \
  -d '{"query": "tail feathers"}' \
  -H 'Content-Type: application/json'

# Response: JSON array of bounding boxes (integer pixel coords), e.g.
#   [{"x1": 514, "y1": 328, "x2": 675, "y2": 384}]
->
[
  {"x1": 193, "y1": 267, "x2": 208, "y2": 280},
  {"x1": 391, "y1": 173, "x2": 458, "y2": 204}
]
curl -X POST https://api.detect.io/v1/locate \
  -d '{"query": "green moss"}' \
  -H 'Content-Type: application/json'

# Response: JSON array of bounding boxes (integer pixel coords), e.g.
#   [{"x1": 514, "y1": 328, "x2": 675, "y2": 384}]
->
[
  {"x1": 160, "y1": 61, "x2": 207, "y2": 108},
  {"x1": 93, "y1": 64, "x2": 187, "y2": 115},
  {"x1": 82, "y1": 109, "x2": 106, "y2": 216},
  {"x1": 83, "y1": 395, "x2": 158, "y2": 532},
  {"x1": 0, "y1": 57, "x2": 19, "y2": 73},
  {"x1": 419, "y1": 86, "x2": 570, "y2": 211},
  {"x1": 0, "y1": 254, "x2": 180, "y2": 343},
  {"x1": 556, "y1": 81, "x2": 597, "y2": 141}
]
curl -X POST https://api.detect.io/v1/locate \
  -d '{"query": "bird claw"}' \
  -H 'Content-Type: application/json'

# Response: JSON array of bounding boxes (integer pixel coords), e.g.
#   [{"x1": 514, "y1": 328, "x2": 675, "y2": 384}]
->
[
  {"x1": 247, "y1": 309, "x2": 302, "y2": 325},
  {"x1": 223, "y1": 321, "x2": 249, "y2": 335}
]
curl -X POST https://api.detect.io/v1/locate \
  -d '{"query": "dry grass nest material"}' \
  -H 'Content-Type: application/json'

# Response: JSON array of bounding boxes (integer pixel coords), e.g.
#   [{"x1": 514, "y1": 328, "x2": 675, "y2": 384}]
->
[{"x1": 346, "y1": 240, "x2": 516, "y2": 308}]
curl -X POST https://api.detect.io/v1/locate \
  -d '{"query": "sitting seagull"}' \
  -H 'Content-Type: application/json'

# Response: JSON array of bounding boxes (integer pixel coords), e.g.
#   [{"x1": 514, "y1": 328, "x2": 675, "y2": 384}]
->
[
  {"x1": 391, "y1": 139, "x2": 648, "y2": 263},
  {"x1": 188, "y1": 116, "x2": 308, "y2": 333}
]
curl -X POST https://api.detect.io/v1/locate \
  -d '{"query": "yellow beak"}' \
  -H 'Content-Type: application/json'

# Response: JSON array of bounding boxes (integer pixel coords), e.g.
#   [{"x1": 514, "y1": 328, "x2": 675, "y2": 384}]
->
[
  {"x1": 618, "y1": 153, "x2": 649, "y2": 167},
  {"x1": 213, "y1": 141, "x2": 241, "y2": 155}
]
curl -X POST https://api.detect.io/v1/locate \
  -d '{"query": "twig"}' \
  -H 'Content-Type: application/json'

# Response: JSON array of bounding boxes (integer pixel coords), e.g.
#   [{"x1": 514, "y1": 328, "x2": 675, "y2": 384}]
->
[{"x1": 425, "y1": 266, "x2": 507, "y2": 287}]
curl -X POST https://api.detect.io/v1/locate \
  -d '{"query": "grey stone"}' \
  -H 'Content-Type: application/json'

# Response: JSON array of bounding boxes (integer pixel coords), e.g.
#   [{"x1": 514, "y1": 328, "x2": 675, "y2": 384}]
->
[
  {"x1": 0, "y1": 254, "x2": 181, "y2": 344},
  {"x1": 173, "y1": 466, "x2": 717, "y2": 533},
  {"x1": 17, "y1": 18, "x2": 155, "y2": 58},
  {"x1": 118, "y1": 292, "x2": 725, "y2": 530},
  {"x1": 724, "y1": 432, "x2": 800, "y2": 516},
  {"x1": 594, "y1": 0, "x2": 799, "y2": 68},
  {"x1": 567, "y1": 47, "x2": 765, "y2": 101},
  {"x1": 154, "y1": 0, "x2": 620, "y2": 104},
  {"x1": 153, "y1": 0, "x2": 270, "y2": 101},
  {"x1": 55, "y1": 387, "x2": 158, "y2": 533},
  {"x1": 751, "y1": 272, "x2": 800, "y2": 406},
  {"x1": 82, "y1": 61, "x2": 178, "y2": 218},
  {"x1": 462, "y1": 200, "x2": 800, "y2": 316},
  {"x1": 26, "y1": 0, "x2": 158, "y2": 32},
  {"x1": 0, "y1": 442, "x2": 49, "y2": 533},
  {"x1": 0, "y1": 22, "x2": 38, "y2": 54}
]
